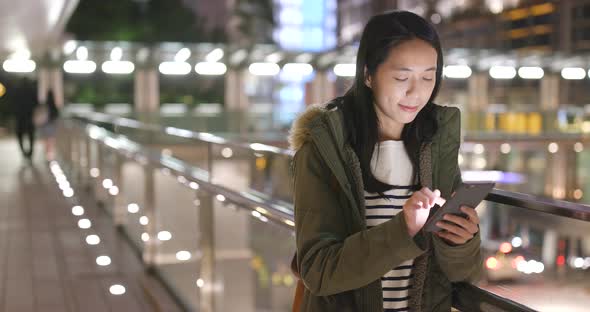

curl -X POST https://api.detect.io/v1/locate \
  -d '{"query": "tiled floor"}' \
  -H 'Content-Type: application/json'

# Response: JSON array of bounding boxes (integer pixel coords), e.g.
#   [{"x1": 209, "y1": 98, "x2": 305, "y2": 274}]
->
[{"x1": 0, "y1": 138, "x2": 182, "y2": 312}]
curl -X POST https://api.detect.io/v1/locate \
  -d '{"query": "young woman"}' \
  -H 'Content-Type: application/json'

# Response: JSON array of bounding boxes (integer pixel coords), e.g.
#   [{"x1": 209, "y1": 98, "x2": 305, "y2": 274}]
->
[
  {"x1": 289, "y1": 11, "x2": 482, "y2": 312},
  {"x1": 38, "y1": 90, "x2": 60, "y2": 160}
]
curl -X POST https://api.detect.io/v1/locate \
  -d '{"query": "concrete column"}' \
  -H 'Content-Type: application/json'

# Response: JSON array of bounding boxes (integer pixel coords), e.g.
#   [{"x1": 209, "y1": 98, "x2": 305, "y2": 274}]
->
[
  {"x1": 582, "y1": 236, "x2": 590, "y2": 256},
  {"x1": 134, "y1": 68, "x2": 160, "y2": 113},
  {"x1": 307, "y1": 70, "x2": 335, "y2": 106},
  {"x1": 542, "y1": 230, "x2": 558, "y2": 270},
  {"x1": 38, "y1": 67, "x2": 50, "y2": 103},
  {"x1": 540, "y1": 74, "x2": 559, "y2": 111},
  {"x1": 38, "y1": 67, "x2": 65, "y2": 107},
  {"x1": 224, "y1": 69, "x2": 249, "y2": 111},
  {"x1": 51, "y1": 68, "x2": 65, "y2": 107},
  {"x1": 546, "y1": 146, "x2": 568, "y2": 199},
  {"x1": 468, "y1": 73, "x2": 489, "y2": 112}
]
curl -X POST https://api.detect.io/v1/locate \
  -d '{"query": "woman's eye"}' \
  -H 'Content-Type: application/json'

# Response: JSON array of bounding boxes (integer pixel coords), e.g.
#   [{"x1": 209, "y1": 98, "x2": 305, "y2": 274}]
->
[
  {"x1": 423, "y1": 78, "x2": 434, "y2": 81},
  {"x1": 394, "y1": 77, "x2": 408, "y2": 82}
]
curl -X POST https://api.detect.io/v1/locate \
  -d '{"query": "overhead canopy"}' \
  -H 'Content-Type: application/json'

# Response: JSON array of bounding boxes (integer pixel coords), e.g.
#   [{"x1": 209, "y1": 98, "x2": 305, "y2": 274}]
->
[{"x1": 0, "y1": 0, "x2": 79, "y2": 58}]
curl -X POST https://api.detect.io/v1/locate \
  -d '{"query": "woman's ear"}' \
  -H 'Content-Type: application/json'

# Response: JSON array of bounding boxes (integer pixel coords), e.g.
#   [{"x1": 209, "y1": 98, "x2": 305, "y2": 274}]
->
[{"x1": 364, "y1": 67, "x2": 372, "y2": 88}]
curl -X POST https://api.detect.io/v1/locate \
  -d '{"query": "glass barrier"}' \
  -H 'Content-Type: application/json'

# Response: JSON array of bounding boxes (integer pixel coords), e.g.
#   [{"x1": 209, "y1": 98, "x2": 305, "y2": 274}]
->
[
  {"x1": 58, "y1": 119, "x2": 297, "y2": 311},
  {"x1": 56, "y1": 115, "x2": 590, "y2": 312},
  {"x1": 474, "y1": 199, "x2": 590, "y2": 311}
]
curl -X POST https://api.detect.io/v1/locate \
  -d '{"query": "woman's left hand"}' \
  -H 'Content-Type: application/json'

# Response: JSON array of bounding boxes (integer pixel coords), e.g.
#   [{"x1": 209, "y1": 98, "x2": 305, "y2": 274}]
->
[{"x1": 435, "y1": 206, "x2": 479, "y2": 245}]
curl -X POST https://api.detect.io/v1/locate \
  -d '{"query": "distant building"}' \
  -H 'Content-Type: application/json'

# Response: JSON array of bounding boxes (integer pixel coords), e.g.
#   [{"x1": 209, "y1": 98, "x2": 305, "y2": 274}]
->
[{"x1": 336, "y1": 0, "x2": 590, "y2": 53}]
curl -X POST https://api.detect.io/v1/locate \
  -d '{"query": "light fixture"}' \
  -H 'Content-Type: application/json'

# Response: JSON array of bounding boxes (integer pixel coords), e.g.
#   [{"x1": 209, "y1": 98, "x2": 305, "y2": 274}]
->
[
  {"x1": 174, "y1": 48, "x2": 191, "y2": 62},
  {"x1": 249, "y1": 62, "x2": 280, "y2": 76},
  {"x1": 206, "y1": 48, "x2": 224, "y2": 63},
  {"x1": 109, "y1": 284, "x2": 126, "y2": 295},
  {"x1": 282, "y1": 63, "x2": 313, "y2": 76},
  {"x1": 176, "y1": 251, "x2": 192, "y2": 261},
  {"x1": 561, "y1": 67, "x2": 585, "y2": 80},
  {"x1": 2, "y1": 59, "x2": 36, "y2": 73},
  {"x1": 63, "y1": 60, "x2": 97, "y2": 74},
  {"x1": 195, "y1": 62, "x2": 227, "y2": 75},
  {"x1": 333, "y1": 63, "x2": 356, "y2": 77},
  {"x1": 158, "y1": 62, "x2": 191, "y2": 75},
  {"x1": 72, "y1": 206, "x2": 85, "y2": 216},
  {"x1": 157, "y1": 231, "x2": 172, "y2": 241},
  {"x1": 78, "y1": 219, "x2": 92, "y2": 229},
  {"x1": 101, "y1": 61, "x2": 135, "y2": 74},
  {"x1": 518, "y1": 66, "x2": 544, "y2": 79},
  {"x1": 86, "y1": 235, "x2": 101, "y2": 245},
  {"x1": 102, "y1": 179, "x2": 113, "y2": 189},
  {"x1": 127, "y1": 203, "x2": 140, "y2": 213},
  {"x1": 96, "y1": 255, "x2": 111, "y2": 266},
  {"x1": 221, "y1": 147, "x2": 233, "y2": 158},
  {"x1": 489, "y1": 66, "x2": 516, "y2": 79},
  {"x1": 443, "y1": 65, "x2": 472, "y2": 79}
]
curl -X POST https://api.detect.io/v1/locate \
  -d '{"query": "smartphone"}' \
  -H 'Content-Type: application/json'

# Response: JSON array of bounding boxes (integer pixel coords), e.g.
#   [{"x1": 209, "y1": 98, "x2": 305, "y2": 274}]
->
[{"x1": 423, "y1": 182, "x2": 495, "y2": 232}]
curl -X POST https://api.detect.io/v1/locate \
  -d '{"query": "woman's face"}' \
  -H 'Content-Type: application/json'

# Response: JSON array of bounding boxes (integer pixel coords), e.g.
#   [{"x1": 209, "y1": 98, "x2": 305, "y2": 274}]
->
[{"x1": 366, "y1": 38, "x2": 438, "y2": 131}]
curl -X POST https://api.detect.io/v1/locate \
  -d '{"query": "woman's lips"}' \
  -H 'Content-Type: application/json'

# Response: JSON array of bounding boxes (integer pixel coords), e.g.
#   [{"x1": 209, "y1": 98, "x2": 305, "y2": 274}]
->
[{"x1": 399, "y1": 104, "x2": 418, "y2": 112}]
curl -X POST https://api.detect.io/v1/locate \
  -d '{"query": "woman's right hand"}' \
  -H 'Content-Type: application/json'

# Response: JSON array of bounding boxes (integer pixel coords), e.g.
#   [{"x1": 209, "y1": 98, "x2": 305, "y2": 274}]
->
[{"x1": 403, "y1": 187, "x2": 444, "y2": 237}]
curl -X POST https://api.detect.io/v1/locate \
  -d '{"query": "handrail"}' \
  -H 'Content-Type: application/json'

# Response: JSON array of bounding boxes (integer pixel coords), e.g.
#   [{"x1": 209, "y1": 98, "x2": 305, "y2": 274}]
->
[
  {"x1": 487, "y1": 189, "x2": 590, "y2": 222},
  {"x1": 71, "y1": 112, "x2": 295, "y2": 157},
  {"x1": 452, "y1": 282, "x2": 538, "y2": 312},
  {"x1": 70, "y1": 116, "x2": 590, "y2": 312},
  {"x1": 81, "y1": 121, "x2": 295, "y2": 230}
]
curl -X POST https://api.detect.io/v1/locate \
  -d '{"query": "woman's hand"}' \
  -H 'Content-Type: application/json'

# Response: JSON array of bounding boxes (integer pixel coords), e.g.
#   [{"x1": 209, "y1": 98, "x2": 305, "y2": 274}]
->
[
  {"x1": 403, "y1": 187, "x2": 444, "y2": 237},
  {"x1": 435, "y1": 206, "x2": 480, "y2": 245}
]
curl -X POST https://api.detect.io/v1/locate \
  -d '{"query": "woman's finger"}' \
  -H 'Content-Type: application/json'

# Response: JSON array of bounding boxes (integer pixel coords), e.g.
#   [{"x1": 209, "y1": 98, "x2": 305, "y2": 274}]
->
[
  {"x1": 461, "y1": 207, "x2": 480, "y2": 224},
  {"x1": 443, "y1": 214, "x2": 478, "y2": 234},
  {"x1": 421, "y1": 188, "x2": 439, "y2": 207},
  {"x1": 436, "y1": 230, "x2": 466, "y2": 245},
  {"x1": 436, "y1": 220, "x2": 473, "y2": 240},
  {"x1": 412, "y1": 192, "x2": 431, "y2": 208}
]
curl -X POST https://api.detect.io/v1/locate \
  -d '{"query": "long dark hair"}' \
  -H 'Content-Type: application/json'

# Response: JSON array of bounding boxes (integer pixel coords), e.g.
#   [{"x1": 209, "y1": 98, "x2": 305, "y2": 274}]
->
[{"x1": 334, "y1": 11, "x2": 443, "y2": 194}]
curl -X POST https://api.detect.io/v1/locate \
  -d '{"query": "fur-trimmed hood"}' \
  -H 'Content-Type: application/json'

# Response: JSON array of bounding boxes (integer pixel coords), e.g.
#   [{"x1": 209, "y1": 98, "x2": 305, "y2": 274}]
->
[
  {"x1": 288, "y1": 104, "x2": 330, "y2": 152},
  {"x1": 288, "y1": 101, "x2": 345, "y2": 153}
]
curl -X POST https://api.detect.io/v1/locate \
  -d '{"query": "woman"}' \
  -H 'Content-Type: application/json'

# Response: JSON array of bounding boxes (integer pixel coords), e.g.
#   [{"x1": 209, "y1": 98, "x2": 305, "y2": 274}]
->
[
  {"x1": 38, "y1": 90, "x2": 60, "y2": 160},
  {"x1": 289, "y1": 11, "x2": 482, "y2": 312}
]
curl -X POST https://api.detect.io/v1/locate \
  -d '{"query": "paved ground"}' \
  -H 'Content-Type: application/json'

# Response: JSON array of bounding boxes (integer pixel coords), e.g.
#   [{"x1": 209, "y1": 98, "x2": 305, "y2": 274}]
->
[{"x1": 0, "y1": 138, "x2": 182, "y2": 312}]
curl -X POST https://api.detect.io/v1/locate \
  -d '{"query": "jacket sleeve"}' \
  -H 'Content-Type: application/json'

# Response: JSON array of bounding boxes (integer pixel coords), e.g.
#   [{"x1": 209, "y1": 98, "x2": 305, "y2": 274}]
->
[
  {"x1": 294, "y1": 142, "x2": 427, "y2": 296},
  {"x1": 431, "y1": 107, "x2": 483, "y2": 283}
]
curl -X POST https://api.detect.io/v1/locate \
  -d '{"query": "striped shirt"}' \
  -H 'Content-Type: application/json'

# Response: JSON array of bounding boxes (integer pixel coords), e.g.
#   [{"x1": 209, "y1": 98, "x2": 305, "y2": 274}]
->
[{"x1": 365, "y1": 140, "x2": 416, "y2": 312}]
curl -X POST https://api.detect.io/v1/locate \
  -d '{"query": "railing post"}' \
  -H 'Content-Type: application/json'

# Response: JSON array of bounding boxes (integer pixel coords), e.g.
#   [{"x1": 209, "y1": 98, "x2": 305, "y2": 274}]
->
[
  {"x1": 198, "y1": 190, "x2": 215, "y2": 312},
  {"x1": 85, "y1": 135, "x2": 93, "y2": 190},
  {"x1": 93, "y1": 143, "x2": 107, "y2": 204},
  {"x1": 112, "y1": 154, "x2": 127, "y2": 226},
  {"x1": 142, "y1": 165, "x2": 157, "y2": 267},
  {"x1": 207, "y1": 142, "x2": 213, "y2": 182}
]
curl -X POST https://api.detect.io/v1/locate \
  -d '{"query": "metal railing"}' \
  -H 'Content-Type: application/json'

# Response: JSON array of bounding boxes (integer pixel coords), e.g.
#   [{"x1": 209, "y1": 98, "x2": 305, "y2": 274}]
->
[{"x1": 56, "y1": 114, "x2": 590, "y2": 312}]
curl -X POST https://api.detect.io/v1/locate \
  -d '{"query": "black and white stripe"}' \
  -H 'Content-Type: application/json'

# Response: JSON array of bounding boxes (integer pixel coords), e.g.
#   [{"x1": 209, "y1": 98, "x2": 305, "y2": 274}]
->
[
  {"x1": 367, "y1": 140, "x2": 416, "y2": 311},
  {"x1": 365, "y1": 188, "x2": 415, "y2": 311}
]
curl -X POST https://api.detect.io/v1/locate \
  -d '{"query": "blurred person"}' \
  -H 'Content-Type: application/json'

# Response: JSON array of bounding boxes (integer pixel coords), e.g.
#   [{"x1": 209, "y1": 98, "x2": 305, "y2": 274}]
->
[
  {"x1": 12, "y1": 78, "x2": 38, "y2": 161},
  {"x1": 289, "y1": 11, "x2": 482, "y2": 312},
  {"x1": 38, "y1": 90, "x2": 60, "y2": 161}
]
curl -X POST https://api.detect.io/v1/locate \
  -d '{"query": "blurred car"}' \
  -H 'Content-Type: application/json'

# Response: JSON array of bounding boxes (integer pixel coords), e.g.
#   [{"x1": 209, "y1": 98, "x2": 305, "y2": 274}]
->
[{"x1": 483, "y1": 241, "x2": 530, "y2": 282}]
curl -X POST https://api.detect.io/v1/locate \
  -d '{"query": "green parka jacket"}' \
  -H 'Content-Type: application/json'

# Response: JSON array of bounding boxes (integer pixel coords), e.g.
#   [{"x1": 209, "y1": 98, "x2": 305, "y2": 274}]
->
[{"x1": 289, "y1": 100, "x2": 483, "y2": 312}]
